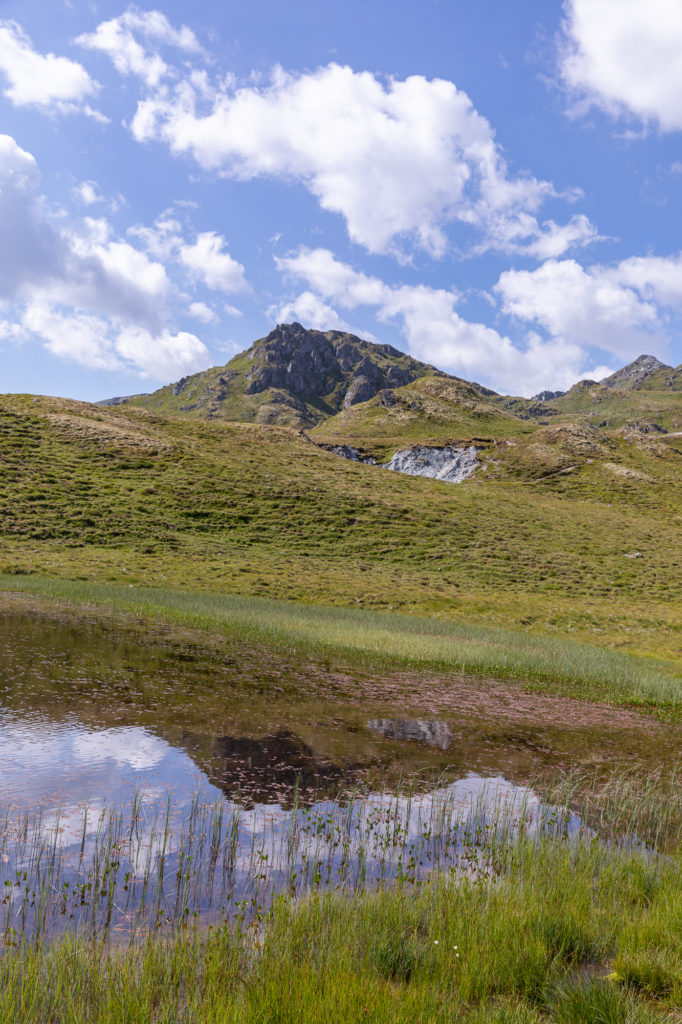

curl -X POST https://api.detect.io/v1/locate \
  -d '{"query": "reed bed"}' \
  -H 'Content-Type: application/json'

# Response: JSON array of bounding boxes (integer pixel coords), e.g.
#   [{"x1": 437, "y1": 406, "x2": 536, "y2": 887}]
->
[
  {"x1": 0, "y1": 771, "x2": 680, "y2": 1022},
  {"x1": 0, "y1": 777, "x2": 565, "y2": 947},
  {"x1": 2, "y1": 575, "x2": 680, "y2": 708}
]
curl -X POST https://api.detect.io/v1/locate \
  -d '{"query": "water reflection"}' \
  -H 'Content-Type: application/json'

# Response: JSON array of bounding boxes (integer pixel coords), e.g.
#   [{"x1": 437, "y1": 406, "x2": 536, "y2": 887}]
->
[
  {"x1": 179, "y1": 729, "x2": 362, "y2": 806},
  {"x1": 0, "y1": 769, "x2": 580, "y2": 944},
  {"x1": 367, "y1": 718, "x2": 454, "y2": 750},
  {"x1": 0, "y1": 602, "x2": 673, "y2": 943}
]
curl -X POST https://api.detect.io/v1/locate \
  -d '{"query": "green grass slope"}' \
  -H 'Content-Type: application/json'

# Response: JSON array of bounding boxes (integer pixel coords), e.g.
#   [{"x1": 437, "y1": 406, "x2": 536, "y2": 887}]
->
[
  {"x1": 311, "y1": 376, "x2": 530, "y2": 458},
  {"x1": 0, "y1": 392, "x2": 680, "y2": 663},
  {"x1": 536, "y1": 365, "x2": 682, "y2": 433}
]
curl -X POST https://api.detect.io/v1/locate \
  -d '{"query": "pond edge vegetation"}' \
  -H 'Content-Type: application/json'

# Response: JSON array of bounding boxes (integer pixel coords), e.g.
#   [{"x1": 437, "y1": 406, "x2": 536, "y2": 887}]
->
[{"x1": 1, "y1": 574, "x2": 680, "y2": 715}]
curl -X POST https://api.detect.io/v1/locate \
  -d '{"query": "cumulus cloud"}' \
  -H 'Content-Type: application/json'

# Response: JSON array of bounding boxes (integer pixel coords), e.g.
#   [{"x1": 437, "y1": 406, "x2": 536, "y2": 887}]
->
[
  {"x1": 0, "y1": 134, "x2": 213, "y2": 379},
  {"x1": 496, "y1": 254, "x2": 682, "y2": 358},
  {"x1": 20, "y1": 301, "x2": 212, "y2": 379},
  {"x1": 115, "y1": 324, "x2": 211, "y2": 378},
  {"x1": 76, "y1": 181, "x2": 102, "y2": 205},
  {"x1": 0, "y1": 20, "x2": 101, "y2": 117},
  {"x1": 129, "y1": 62, "x2": 596, "y2": 259},
  {"x1": 188, "y1": 300, "x2": 218, "y2": 324},
  {"x1": 0, "y1": 135, "x2": 168, "y2": 329},
  {"x1": 77, "y1": 8, "x2": 200, "y2": 88},
  {"x1": 179, "y1": 232, "x2": 248, "y2": 292},
  {"x1": 276, "y1": 247, "x2": 596, "y2": 395},
  {"x1": 272, "y1": 290, "x2": 355, "y2": 333},
  {"x1": 128, "y1": 213, "x2": 183, "y2": 258},
  {"x1": 560, "y1": 0, "x2": 682, "y2": 131},
  {"x1": 22, "y1": 303, "x2": 120, "y2": 370}
]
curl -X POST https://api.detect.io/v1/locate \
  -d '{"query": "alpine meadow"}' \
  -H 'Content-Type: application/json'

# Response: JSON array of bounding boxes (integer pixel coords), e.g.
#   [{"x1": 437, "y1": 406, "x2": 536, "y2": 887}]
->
[{"x1": 1, "y1": 2, "x2": 682, "y2": 1022}]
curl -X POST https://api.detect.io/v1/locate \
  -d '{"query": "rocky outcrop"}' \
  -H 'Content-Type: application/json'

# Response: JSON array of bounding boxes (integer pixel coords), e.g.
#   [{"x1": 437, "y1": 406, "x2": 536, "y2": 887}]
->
[
  {"x1": 384, "y1": 445, "x2": 479, "y2": 483},
  {"x1": 325, "y1": 441, "x2": 480, "y2": 483},
  {"x1": 246, "y1": 323, "x2": 424, "y2": 412},
  {"x1": 323, "y1": 444, "x2": 377, "y2": 464},
  {"x1": 96, "y1": 393, "x2": 150, "y2": 406},
  {"x1": 603, "y1": 355, "x2": 671, "y2": 389},
  {"x1": 532, "y1": 389, "x2": 566, "y2": 402},
  {"x1": 343, "y1": 355, "x2": 386, "y2": 407},
  {"x1": 246, "y1": 322, "x2": 342, "y2": 397}
]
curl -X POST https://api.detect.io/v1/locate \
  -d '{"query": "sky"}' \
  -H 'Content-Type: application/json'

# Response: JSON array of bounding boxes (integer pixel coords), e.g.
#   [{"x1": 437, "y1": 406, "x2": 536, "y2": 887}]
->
[{"x1": 0, "y1": 0, "x2": 681, "y2": 400}]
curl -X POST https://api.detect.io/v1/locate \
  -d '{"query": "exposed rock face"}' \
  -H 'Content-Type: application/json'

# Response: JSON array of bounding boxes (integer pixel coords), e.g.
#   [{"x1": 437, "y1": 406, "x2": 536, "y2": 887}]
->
[
  {"x1": 384, "y1": 445, "x2": 479, "y2": 484},
  {"x1": 246, "y1": 323, "x2": 424, "y2": 411},
  {"x1": 603, "y1": 354, "x2": 671, "y2": 389},
  {"x1": 246, "y1": 322, "x2": 342, "y2": 397},
  {"x1": 367, "y1": 718, "x2": 454, "y2": 750},
  {"x1": 324, "y1": 444, "x2": 377, "y2": 464},
  {"x1": 624, "y1": 420, "x2": 667, "y2": 436},
  {"x1": 532, "y1": 389, "x2": 566, "y2": 402},
  {"x1": 325, "y1": 441, "x2": 480, "y2": 483}
]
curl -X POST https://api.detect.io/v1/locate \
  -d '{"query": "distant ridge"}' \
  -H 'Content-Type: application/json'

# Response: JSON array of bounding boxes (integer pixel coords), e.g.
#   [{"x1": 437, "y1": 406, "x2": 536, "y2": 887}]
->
[
  {"x1": 97, "y1": 393, "x2": 150, "y2": 407},
  {"x1": 602, "y1": 354, "x2": 671, "y2": 389},
  {"x1": 104, "y1": 331, "x2": 680, "y2": 437}
]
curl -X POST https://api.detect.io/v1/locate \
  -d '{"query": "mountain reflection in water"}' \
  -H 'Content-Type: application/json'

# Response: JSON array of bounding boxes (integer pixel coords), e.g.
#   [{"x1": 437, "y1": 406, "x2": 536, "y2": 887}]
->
[
  {"x1": 179, "y1": 729, "x2": 364, "y2": 806},
  {"x1": 367, "y1": 718, "x2": 454, "y2": 750}
]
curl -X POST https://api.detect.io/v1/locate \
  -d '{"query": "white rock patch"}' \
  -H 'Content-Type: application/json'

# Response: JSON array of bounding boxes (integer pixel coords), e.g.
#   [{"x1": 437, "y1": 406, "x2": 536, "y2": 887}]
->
[{"x1": 384, "y1": 445, "x2": 479, "y2": 483}]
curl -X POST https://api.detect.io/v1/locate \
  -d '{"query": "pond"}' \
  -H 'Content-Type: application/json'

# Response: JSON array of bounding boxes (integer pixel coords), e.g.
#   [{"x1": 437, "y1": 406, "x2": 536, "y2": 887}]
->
[{"x1": 0, "y1": 601, "x2": 676, "y2": 942}]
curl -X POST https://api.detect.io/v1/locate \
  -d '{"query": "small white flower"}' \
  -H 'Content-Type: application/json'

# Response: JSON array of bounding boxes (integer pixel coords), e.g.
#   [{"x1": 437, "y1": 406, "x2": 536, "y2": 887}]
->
[{"x1": 434, "y1": 940, "x2": 439, "y2": 945}]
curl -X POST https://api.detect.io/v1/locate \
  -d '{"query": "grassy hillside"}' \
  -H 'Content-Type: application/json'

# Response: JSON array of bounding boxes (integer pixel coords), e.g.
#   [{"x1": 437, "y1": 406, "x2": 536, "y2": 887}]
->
[
  {"x1": 0, "y1": 392, "x2": 680, "y2": 663},
  {"x1": 311, "y1": 376, "x2": 530, "y2": 458},
  {"x1": 539, "y1": 378, "x2": 682, "y2": 432}
]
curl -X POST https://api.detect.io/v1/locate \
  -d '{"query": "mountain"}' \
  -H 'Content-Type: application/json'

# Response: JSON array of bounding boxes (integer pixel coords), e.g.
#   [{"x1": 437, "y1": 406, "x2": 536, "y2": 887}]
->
[
  {"x1": 118, "y1": 327, "x2": 682, "y2": 453},
  {"x1": 602, "y1": 354, "x2": 671, "y2": 389},
  {"x1": 129, "y1": 322, "x2": 448, "y2": 428}
]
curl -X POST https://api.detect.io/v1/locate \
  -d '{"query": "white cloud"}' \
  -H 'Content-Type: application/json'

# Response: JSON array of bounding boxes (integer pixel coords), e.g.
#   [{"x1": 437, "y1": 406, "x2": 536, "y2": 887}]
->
[
  {"x1": 76, "y1": 181, "x2": 102, "y2": 205},
  {"x1": 130, "y1": 63, "x2": 596, "y2": 259},
  {"x1": 277, "y1": 247, "x2": 596, "y2": 395},
  {"x1": 0, "y1": 134, "x2": 169, "y2": 330},
  {"x1": 179, "y1": 232, "x2": 248, "y2": 292},
  {"x1": 522, "y1": 215, "x2": 601, "y2": 260},
  {"x1": 273, "y1": 290, "x2": 355, "y2": 333},
  {"x1": 129, "y1": 214, "x2": 182, "y2": 258},
  {"x1": 495, "y1": 254, "x2": 682, "y2": 358},
  {"x1": 0, "y1": 134, "x2": 214, "y2": 380},
  {"x1": 115, "y1": 324, "x2": 211, "y2": 378},
  {"x1": 19, "y1": 301, "x2": 212, "y2": 379},
  {"x1": 560, "y1": 0, "x2": 682, "y2": 131},
  {"x1": 77, "y1": 8, "x2": 200, "y2": 88},
  {"x1": 188, "y1": 300, "x2": 217, "y2": 323},
  {"x1": 22, "y1": 303, "x2": 120, "y2": 370},
  {"x1": 0, "y1": 20, "x2": 101, "y2": 117}
]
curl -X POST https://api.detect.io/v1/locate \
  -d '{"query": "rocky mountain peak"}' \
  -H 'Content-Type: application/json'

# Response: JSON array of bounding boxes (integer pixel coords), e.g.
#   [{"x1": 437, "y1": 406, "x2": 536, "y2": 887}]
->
[
  {"x1": 244, "y1": 322, "x2": 424, "y2": 411},
  {"x1": 602, "y1": 354, "x2": 671, "y2": 389}
]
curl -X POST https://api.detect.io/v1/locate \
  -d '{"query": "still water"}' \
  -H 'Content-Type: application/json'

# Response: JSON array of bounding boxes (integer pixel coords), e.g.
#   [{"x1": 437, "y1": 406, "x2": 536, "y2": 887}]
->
[{"x1": 0, "y1": 602, "x2": 674, "y2": 940}]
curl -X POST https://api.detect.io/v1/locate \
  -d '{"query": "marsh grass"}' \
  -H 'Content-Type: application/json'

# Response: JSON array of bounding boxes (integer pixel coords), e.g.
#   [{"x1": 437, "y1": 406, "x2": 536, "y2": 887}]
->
[
  {"x1": 0, "y1": 778, "x2": 558, "y2": 947},
  {"x1": 1, "y1": 792, "x2": 680, "y2": 1022},
  {"x1": 1, "y1": 575, "x2": 680, "y2": 710}
]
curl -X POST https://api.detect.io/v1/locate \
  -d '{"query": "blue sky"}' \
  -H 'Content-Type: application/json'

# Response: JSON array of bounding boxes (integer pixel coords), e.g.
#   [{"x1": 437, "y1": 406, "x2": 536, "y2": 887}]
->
[{"x1": 0, "y1": 0, "x2": 681, "y2": 399}]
